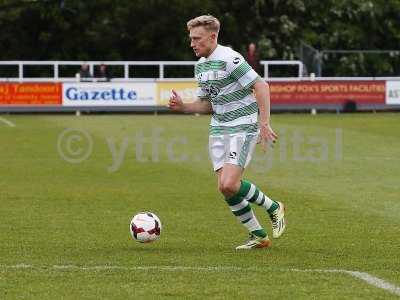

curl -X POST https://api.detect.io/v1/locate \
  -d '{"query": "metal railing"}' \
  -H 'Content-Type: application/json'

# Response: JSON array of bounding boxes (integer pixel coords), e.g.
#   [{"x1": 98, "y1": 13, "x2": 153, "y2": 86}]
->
[
  {"x1": 0, "y1": 60, "x2": 305, "y2": 81},
  {"x1": 0, "y1": 61, "x2": 198, "y2": 81},
  {"x1": 299, "y1": 42, "x2": 400, "y2": 76},
  {"x1": 260, "y1": 60, "x2": 304, "y2": 78}
]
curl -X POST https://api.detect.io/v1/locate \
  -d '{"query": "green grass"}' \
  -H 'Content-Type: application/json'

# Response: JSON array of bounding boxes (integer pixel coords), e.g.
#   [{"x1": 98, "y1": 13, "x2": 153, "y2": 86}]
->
[{"x1": 0, "y1": 113, "x2": 399, "y2": 299}]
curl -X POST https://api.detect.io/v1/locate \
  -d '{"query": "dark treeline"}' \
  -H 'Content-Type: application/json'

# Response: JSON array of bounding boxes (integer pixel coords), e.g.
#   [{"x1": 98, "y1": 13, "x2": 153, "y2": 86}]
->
[{"x1": 0, "y1": 0, "x2": 399, "y2": 76}]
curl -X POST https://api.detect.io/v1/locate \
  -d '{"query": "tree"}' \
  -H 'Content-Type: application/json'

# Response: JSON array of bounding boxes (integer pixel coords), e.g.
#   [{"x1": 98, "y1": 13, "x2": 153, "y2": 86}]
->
[{"x1": 0, "y1": 0, "x2": 399, "y2": 76}]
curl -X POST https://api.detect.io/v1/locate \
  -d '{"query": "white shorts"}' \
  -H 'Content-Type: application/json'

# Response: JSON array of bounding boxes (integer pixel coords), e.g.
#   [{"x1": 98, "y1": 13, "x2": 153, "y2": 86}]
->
[{"x1": 209, "y1": 133, "x2": 258, "y2": 171}]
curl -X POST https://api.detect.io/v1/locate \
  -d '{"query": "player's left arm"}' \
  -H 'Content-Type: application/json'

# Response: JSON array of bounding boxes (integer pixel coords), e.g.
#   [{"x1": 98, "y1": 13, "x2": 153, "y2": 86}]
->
[{"x1": 253, "y1": 79, "x2": 278, "y2": 150}]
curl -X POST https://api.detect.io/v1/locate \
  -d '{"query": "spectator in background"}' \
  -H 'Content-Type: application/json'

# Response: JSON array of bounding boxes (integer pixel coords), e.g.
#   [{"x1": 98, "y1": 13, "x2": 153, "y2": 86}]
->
[
  {"x1": 79, "y1": 64, "x2": 92, "y2": 81},
  {"x1": 95, "y1": 64, "x2": 111, "y2": 82},
  {"x1": 246, "y1": 42, "x2": 262, "y2": 75}
]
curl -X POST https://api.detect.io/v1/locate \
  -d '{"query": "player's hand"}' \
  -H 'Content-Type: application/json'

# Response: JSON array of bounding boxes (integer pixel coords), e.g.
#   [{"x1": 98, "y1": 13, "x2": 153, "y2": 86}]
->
[
  {"x1": 168, "y1": 89, "x2": 184, "y2": 112},
  {"x1": 258, "y1": 123, "x2": 278, "y2": 152}
]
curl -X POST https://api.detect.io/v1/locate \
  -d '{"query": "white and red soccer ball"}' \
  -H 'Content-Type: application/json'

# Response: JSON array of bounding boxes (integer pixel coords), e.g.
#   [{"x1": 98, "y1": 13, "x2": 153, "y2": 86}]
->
[{"x1": 130, "y1": 212, "x2": 162, "y2": 243}]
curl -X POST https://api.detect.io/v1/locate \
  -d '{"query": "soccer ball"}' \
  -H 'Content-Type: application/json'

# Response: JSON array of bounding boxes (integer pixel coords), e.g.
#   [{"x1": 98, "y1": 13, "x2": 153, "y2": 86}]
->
[{"x1": 130, "y1": 212, "x2": 162, "y2": 243}]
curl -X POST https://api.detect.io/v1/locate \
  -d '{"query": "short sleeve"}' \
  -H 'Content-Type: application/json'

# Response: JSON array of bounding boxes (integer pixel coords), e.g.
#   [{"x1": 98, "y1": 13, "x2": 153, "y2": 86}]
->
[{"x1": 226, "y1": 55, "x2": 260, "y2": 89}]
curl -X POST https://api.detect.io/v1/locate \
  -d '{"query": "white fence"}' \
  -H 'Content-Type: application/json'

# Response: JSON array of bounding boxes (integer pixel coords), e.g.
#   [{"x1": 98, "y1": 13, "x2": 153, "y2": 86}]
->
[
  {"x1": 0, "y1": 60, "x2": 304, "y2": 81},
  {"x1": 0, "y1": 61, "x2": 194, "y2": 81}
]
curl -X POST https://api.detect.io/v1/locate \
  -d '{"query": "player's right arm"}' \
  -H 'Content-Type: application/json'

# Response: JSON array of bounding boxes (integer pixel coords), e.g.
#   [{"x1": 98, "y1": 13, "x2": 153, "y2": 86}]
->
[{"x1": 168, "y1": 89, "x2": 212, "y2": 114}]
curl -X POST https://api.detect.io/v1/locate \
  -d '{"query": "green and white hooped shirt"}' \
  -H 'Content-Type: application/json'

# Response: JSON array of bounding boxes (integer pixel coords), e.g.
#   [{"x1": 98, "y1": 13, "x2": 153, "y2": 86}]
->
[{"x1": 195, "y1": 44, "x2": 261, "y2": 136}]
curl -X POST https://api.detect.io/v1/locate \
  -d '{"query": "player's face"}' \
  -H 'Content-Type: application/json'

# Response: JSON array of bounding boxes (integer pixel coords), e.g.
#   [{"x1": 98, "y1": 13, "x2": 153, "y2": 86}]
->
[{"x1": 189, "y1": 26, "x2": 216, "y2": 58}]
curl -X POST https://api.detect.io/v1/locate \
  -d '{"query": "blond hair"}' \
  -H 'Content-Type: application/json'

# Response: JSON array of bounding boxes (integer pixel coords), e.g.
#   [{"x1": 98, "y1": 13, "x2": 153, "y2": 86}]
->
[{"x1": 187, "y1": 15, "x2": 220, "y2": 33}]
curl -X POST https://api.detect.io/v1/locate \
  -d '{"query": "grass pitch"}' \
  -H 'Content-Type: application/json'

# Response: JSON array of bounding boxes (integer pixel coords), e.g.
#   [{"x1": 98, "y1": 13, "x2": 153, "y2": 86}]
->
[{"x1": 0, "y1": 113, "x2": 399, "y2": 299}]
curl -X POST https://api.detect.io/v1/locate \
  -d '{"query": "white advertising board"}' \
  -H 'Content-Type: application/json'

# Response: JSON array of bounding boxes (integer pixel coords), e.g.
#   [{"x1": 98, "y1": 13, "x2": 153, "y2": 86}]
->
[
  {"x1": 63, "y1": 83, "x2": 156, "y2": 106},
  {"x1": 386, "y1": 81, "x2": 400, "y2": 105}
]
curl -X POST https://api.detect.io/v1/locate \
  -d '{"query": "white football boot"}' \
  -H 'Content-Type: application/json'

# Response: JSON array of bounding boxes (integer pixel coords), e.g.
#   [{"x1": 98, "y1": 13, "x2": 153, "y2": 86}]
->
[
  {"x1": 270, "y1": 201, "x2": 286, "y2": 238},
  {"x1": 235, "y1": 234, "x2": 272, "y2": 250}
]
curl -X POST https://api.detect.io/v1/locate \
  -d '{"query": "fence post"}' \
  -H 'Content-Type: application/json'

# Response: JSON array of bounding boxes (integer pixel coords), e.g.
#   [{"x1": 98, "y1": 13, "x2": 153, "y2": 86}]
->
[
  {"x1": 299, "y1": 62, "x2": 303, "y2": 78},
  {"x1": 160, "y1": 64, "x2": 164, "y2": 79},
  {"x1": 124, "y1": 64, "x2": 129, "y2": 79},
  {"x1": 54, "y1": 63, "x2": 59, "y2": 80},
  {"x1": 89, "y1": 64, "x2": 94, "y2": 77},
  {"x1": 18, "y1": 63, "x2": 23, "y2": 81}
]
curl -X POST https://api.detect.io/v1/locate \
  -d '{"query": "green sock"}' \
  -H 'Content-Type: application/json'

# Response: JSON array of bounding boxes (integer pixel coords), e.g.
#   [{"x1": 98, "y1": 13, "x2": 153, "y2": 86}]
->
[
  {"x1": 251, "y1": 229, "x2": 267, "y2": 238},
  {"x1": 225, "y1": 181, "x2": 267, "y2": 238},
  {"x1": 241, "y1": 180, "x2": 279, "y2": 214}
]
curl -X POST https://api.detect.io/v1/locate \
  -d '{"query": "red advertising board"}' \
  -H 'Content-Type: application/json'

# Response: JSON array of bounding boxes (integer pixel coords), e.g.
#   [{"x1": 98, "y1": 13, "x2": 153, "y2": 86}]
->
[
  {"x1": 268, "y1": 81, "x2": 385, "y2": 105},
  {"x1": 0, "y1": 83, "x2": 62, "y2": 105}
]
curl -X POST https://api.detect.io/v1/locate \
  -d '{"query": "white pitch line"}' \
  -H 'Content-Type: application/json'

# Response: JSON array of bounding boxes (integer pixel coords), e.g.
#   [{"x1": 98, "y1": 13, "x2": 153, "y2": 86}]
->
[
  {"x1": 290, "y1": 268, "x2": 400, "y2": 296},
  {"x1": 346, "y1": 270, "x2": 400, "y2": 296},
  {"x1": 0, "y1": 117, "x2": 16, "y2": 127},
  {"x1": 1, "y1": 265, "x2": 399, "y2": 296}
]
